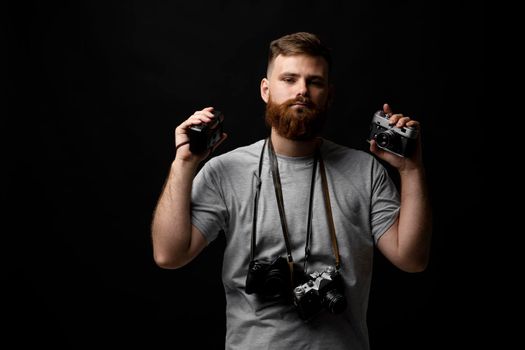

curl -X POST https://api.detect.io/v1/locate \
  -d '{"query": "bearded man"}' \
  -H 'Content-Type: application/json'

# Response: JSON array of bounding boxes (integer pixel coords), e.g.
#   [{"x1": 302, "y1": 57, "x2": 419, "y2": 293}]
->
[{"x1": 151, "y1": 32, "x2": 431, "y2": 350}]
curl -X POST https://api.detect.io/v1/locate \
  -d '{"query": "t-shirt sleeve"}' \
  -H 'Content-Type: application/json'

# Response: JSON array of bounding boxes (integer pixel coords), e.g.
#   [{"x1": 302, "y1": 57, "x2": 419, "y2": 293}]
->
[
  {"x1": 370, "y1": 160, "x2": 400, "y2": 243},
  {"x1": 191, "y1": 161, "x2": 228, "y2": 243}
]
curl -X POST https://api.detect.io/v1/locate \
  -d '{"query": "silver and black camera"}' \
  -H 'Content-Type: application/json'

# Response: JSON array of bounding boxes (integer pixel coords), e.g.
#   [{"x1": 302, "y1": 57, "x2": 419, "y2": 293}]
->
[
  {"x1": 245, "y1": 256, "x2": 292, "y2": 299},
  {"x1": 368, "y1": 110, "x2": 418, "y2": 157},
  {"x1": 293, "y1": 266, "x2": 347, "y2": 321}
]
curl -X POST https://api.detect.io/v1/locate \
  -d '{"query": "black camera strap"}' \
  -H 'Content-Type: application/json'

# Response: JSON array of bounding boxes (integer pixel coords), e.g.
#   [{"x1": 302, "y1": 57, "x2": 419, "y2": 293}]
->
[
  {"x1": 267, "y1": 138, "x2": 296, "y2": 264},
  {"x1": 250, "y1": 138, "x2": 267, "y2": 262},
  {"x1": 302, "y1": 143, "x2": 319, "y2": 274},
  {"x1": 250, "y1": 137, "x2": 341, "y2": 273}
]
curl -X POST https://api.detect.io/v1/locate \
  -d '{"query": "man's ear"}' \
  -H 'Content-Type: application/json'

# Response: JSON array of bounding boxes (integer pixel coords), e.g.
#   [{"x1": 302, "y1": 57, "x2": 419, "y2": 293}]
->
[{"x1": 260, "y1": 78, "x2": 269, "y2": 103}]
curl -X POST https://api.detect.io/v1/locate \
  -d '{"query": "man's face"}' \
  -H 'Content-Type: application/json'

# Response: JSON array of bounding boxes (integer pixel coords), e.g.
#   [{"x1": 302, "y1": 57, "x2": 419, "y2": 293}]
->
[{"x1": 261, "y1": 54, "x2": 332, "y2": 140}]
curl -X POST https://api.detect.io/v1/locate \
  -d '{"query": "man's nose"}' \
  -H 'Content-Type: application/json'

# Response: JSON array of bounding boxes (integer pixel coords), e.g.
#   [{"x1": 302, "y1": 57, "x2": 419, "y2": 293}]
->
[{"x1": 296, "y1": 79, "x2": 309, "y2": 97}]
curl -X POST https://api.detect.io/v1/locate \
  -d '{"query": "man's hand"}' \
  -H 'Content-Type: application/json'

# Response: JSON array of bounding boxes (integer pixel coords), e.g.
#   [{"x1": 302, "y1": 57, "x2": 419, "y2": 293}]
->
[{"x1": 369, "y1": 103, "x2": 423, "y2": 172}]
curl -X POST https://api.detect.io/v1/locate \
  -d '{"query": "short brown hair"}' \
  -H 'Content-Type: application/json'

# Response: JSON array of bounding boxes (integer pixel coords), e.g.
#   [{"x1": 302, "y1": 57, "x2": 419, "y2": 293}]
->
[{"x1": 267, "y1": 32, "x2": 332, "y2": 74}]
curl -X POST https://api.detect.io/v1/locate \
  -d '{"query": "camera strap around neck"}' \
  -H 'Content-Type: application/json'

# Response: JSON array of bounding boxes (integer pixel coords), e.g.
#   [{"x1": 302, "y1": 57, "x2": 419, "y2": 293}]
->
[
  {"x1": 250, "y1": 137, "x2": 341, "y2": 273},
  {"x1": 318, "y1": 151, "x2": 341, "y2": 269}
]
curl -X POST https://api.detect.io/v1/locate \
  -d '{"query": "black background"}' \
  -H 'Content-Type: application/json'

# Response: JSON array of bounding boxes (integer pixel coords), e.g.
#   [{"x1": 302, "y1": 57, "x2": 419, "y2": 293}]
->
[{"x1": 8, "y1": 1, "x2": 484, "y2": 349}]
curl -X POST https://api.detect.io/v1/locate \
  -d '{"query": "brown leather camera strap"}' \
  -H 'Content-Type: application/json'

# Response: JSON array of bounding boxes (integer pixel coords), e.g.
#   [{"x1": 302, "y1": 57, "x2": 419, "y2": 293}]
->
[{"x1": 319, "y1": 155, "x2": 341, "y2": 269}]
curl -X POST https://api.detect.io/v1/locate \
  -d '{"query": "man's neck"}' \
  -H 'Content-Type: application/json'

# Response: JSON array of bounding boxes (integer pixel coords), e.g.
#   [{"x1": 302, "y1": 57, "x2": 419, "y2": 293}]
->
[{"x1": 270, "y1": 129, "x2": 320, "y2": 157}]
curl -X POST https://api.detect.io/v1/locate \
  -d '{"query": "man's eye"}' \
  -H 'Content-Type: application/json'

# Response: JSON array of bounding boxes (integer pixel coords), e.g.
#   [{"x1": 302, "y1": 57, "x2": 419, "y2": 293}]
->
[{"x1": 282, "y1": 77, "x2": 295, "y2": 83}]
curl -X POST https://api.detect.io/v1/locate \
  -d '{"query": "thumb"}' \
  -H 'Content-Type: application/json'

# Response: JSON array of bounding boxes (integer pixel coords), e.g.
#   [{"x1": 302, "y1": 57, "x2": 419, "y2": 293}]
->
[
  {"x1": 369, "y1": 139, "x2": 386, "y2": 157},
  {"x1": 369, "y1": 139, "x2": 378, "y2": 154},
  {"x1": 383, "y1": 103, "x2": 392, "y2": 115}
]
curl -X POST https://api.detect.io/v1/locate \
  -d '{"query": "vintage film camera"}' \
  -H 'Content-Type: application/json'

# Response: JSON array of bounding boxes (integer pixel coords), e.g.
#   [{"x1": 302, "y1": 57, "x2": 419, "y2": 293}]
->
[
  {"x1": 368, "y1": 110, "x2": 418, "y2": 157},
  {"x1": 245, "y1": 256, "x2": 292, "y2": 299},
  {"x1": 189, "y1": 110, "x2": 224, "y2": 153},
  {"x1": 293, "y1": 266, "x2": 347, "y2": 321}
]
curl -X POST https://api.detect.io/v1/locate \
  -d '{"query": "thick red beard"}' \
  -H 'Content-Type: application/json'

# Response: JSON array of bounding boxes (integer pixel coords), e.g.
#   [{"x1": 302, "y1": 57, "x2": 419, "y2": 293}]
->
[{"x1": 265, "y1": 96, "x2": 328, "y2": 141}]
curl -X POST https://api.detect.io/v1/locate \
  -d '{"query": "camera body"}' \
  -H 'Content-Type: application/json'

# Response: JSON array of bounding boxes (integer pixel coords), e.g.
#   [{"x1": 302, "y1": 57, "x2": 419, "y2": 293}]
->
[
  {"x1": 189, "y1": 110, "x2": 224, "y2": 153},
  {"x1": 245, "y1": 256, "x2": 292, "y2": 299},
  {"x1": 368, "y1": 110, "x2": 418, "y2": 157},
  {"x1": 293, "y1": 266, "x2": 347, "y2": 321}
]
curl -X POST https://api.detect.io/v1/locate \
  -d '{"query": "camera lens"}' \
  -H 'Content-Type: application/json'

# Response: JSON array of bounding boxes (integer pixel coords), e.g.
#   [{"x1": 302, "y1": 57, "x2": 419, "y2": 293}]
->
[
  {"x1": 262, "y1": 268, "x2": 288, "y2": 297},
  {"x1": 323, "y1": 289, "x2": 347, "y2": 314},
  {"x1": 375, "y1": 130, "x2": 396, "y2": 148}
]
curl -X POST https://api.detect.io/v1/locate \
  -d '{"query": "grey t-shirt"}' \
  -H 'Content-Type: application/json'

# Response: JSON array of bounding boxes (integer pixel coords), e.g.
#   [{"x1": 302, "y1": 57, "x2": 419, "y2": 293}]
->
[{"x1": 191, "y1": 139, "x2": 400, "y2": 350}]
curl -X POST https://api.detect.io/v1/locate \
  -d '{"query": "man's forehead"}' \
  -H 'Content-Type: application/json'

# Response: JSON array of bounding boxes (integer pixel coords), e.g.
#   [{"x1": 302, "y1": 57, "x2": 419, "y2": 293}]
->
[{"x1": 270, "y1": 54, "x2": 329, "y2": 77}]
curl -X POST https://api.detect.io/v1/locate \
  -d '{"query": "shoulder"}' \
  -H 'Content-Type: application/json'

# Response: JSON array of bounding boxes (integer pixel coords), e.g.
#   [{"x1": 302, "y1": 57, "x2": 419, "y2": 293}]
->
[
  {"x1": 320, "y1": 138, "x2": 391, "y2": 181},
  {"x1": 210, "y1": 139, "x2": 265, "y2": 166},
  {"x1": 320, "y1": 139, "x2": 396, "y2": 195},
  {"x1": 200, "y1": 139, "x2": 266, "y2": 176},
  {"x1": 321, "y1": 139, "x2": 376, "y2": 166}
]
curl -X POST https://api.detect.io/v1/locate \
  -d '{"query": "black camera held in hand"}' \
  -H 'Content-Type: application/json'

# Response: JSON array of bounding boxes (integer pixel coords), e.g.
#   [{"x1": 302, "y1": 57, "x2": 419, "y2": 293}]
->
[
  {"x1": 245, "y1": 256, "x2": 292, "y2": 299},
  {"x1": 368, "y1": 110, "x2": 418, "y2": 157},
  {"x1": 189, "y1": 110, "x2": 224, "y2": 153},
  {"x1": 293, "y1": 266, "x2": 347, "y2": 321}
]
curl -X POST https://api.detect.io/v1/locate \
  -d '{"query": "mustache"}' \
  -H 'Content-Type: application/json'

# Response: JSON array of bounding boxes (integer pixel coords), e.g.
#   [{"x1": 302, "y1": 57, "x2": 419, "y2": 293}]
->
[{"x1": 283, "y1": 96, "x2": 315, "y2": 109}]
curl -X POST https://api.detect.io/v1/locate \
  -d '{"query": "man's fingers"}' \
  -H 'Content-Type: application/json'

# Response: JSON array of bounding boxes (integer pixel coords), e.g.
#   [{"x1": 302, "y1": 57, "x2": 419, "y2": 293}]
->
[
  {"x1": 388, "y1": 114, "x2": 402, "y2": 125},
  {"x1": 188, "y1": 107, "x2": 217, "y2": 126},
  {"x1": 395, "y1": 116, "x2": 411, "y2": 127},
  {"x1": 406, "y1": 120, "x2": 420, "y2": 128}
]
